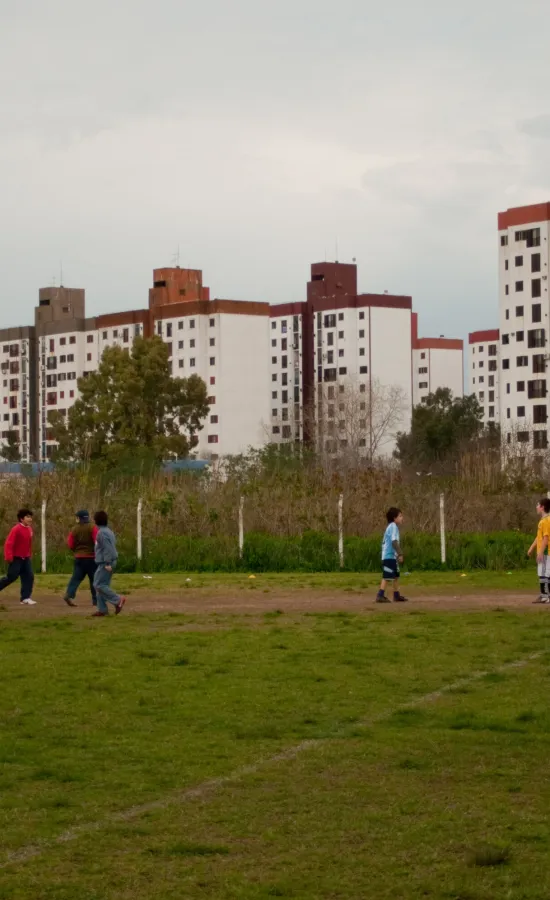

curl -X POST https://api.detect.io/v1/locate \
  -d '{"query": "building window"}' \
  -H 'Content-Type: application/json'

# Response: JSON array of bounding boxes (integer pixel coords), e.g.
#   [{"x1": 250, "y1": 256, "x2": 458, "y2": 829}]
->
[
  {"x1": 324, "y1": 368, "x2": 337, "y2": 382},
  {"x1": 210, "y1": 415, "x2": 218, "y2": 424},
  {"x1": 515, "y1": 255, "x2": 523, "y2": 267},
  {"x1": 281, "y1": 321, "x2": 287, "y2": 333},
  {"x1": 478, "y1": 376, "x2": 484, "y2": 384},
  {"x1": 515, "y1": 281, "x2": 524, "y2": 292},
  {"x1": 502, "y1": 359, "x2": 510, "y2": 369},
  {"x1": 87, "y1": 335, "x2": 93, "y2": 343},
  {"x1": 489, "y1": 375, "x2": 494, "y2": 387},
  {"x1": 533, "y1": 405, "x2": 547, "y2": 424},
  {"x1": 338, "y1": 331, "x2": 344, "y2": 339},
  {"x1": 517, "y1": 431, "x2": 529, "y2": 442},
  {"x1": 533, "y1": 354, "x2": 546, "y2": 373},
  {"x1": 178, "y1": 360, "x2": 184, "y2": 369},
  {"x1": 87, "y1": 353, "x2": 91, "y2": 362},
  {"x1": 505, "y1": 260, "x2": 509, "y2": 270},
  {"x1": 324, "y1": 314, "x2": 336, "y2": 328},
  {"x1": 528, "y1": 379, "x2": 547, "y2": 399},
  {"x1": 418, "y1": 366, "x2": 428, "y2": 374},
  {"x1": 102, "y1": 331, "x2": 107, "y2": 340},
  {"x1": 178, "y1": 321, "x2": 184, "y2": 330},
  {"x1": 528, "y1": 328, "x2": 545, "y2": 349},
  {"x1": 178, "y1": 341, "x2": 184, "y2": 350},
  {"x1": 60, "y1": 355, "x2": 66, "y2": 364},
  {"x1": 339, "y1": 367, "x2": 347, "y2": 376},
  {"x1": 282, "y1": 356, "x2": 288, "y2": 369},
  {"x1": 488, "y1": 345, "x2": 497, "y2": 356},
  {"x1": 502, "y1": 334, "x2": 509, "y2": 345},
  {"x1": 489, "y1": 391, "x2": 494, "y2": 402},
  {"x1": 479, "y1": 391, "x2": 485, "y2": 401},
  {"x1": 209, "y1": 318, "x2": 215, "y2": 327},
  {"x1": 122, "y1": 328, "x2": 128, "y2": 343},
  {"x1": 506, "y1": 383, "x2": 510, "y2": 394},
  {"x1": 359, "y1": 348, "x2": 365, "y2": 356},
  {"x1": 271, "y1": 321, "x2": 276, "y2": 330},
  {"x1": 419, "y1": 382, "x2": 428, "y2": 389},
  {"x1": 517, "y1": 381, "x2": 525, "y2": 391},
  {"x1": 516, "y1": 331, "x2": 524, "y2": 342},
  {"x1": 532, "y1": 279, "x2": 542, "y2": 298},
  {"x1": 189, "y1": 320, "x2": 195, "y2": 329},
  {"x1": 70, "y1": 390, "x2": 74, "y2": 398},
  {"x1": 505, "y1": 286, "x2": 509, "y2": 296},
  {"x1": 534, "y1": 430, "x2": 548, "y2": 450},
  {"x1": 67, "y1": 354, "x2": 74, "y2": 363},
  {"x1": 210, "y1": 376, "x2": 216, "y2": 385},
  {"x1": 272, "y1": 356, "x2": 277, "y2": 365},
  {"x1": 338, "y1": 313, "x2": 344, "y2": 321},
  {"x1": 359, "y1": 330, "x2": 365, "y2": 339},
  {"x1": 532, "y1": 304, "x2": 542, "y2": 324},
  {"x1": 516, "y1": 305, "x2": 524, "y2": 317},
  {"x1": 517, "y1": 356, "x2": 528, "y2": 367},
  {"x1": 207, "y1": 435, "x2": 218, "y2": 444},
  {"x1": 327, "y1": 333, "x2": 334, "y2": 347},
  {"x1": 113, "y1": 330, "x2": 118, "y2": 339},
  {"x1": 281, "y1": 338, "x2": 287, "y2": 351},
  {"x1": 327, "y1": 351, "x2": 334, "y2": 364},
  {"x1": 282, "y1": 425, "x2": 292, "y2": 439},
  {"x1": 189, "y1": 339, "x2": 195, "y2": 349},
  {"x1": 209, "y1": 338, "x2": 215, "y2": 347},
  {"x1": 532, "y1": 253, "x2": 541, "y2": 273},
  {"x1": 488, "y1": 407, "x2": 495, "y2": 418},
  {"x1": 209, "y1": 357, "x2": 215, "y2": 366},
  {"x1": 190, "y1": 358, "x2": 195, "y2": 367},
  {"x1": 506, "y1": 408, "x2": 510, "y2": 418},
  {"x1": 271, "y1": 339, "x2": 277, "y2": 348},
  {"x1": 272, "y1": 425, "x2": 280, "y2": 434},
  {"x1": 501, "y1": 235, "x2": 508, "y2": 246},
  {"x1": 359, "y1": 311, "x2": 365, "y2": 320},
  {"x1": 338, "y1": 349, "x2": 344, "y2": 358}
]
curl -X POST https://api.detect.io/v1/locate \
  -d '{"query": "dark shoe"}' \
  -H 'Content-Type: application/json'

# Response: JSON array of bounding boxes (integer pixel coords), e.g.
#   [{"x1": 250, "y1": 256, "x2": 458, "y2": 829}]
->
[
  {"x1": 63, "y1": 595, "x2": 77, "y2": 607},
  {"x1": 91, "y1": 611, "x2": 108, "y2": 617},
  {"x1": 376, "y1": 594, "x2": 391, "y2": 603},
  {"x1": 115, "y1": 596, "x2": 127, "y2": 615},
  {"x1": 394, "y1": 594, "x2": 409, "y2": 602}
]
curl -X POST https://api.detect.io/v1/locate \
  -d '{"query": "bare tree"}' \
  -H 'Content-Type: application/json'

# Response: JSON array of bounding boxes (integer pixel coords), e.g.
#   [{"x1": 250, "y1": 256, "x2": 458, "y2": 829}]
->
[{"x1": 316, "y1": 377, "x2": 408, "y2": 463}]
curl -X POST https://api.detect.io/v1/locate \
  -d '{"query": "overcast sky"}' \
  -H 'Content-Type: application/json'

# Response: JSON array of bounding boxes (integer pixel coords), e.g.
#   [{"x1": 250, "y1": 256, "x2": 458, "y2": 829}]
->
[{"x1": 2, "y1": 0, "x2": 550, "y2": 340}]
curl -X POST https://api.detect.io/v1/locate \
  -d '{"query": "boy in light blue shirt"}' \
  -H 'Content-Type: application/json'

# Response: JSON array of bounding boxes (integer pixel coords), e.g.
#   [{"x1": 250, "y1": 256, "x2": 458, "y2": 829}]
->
[{"x1": 376, "y1": 507, "x2": 408, "y2": 603}]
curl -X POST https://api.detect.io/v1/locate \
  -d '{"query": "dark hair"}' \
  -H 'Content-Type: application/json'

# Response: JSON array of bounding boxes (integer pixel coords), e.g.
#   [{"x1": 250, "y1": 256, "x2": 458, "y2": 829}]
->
[
  {"x1": 386, "y1": 507, "x2": 401, "y2": 524},
  {"x1": 94, "y1": 510, "x2": 108, "y2": 527},
  {"x1": 17, "y1": 508, "x2": 33, "y2": 521},
  {"x1": 539, "y1": 499, "x2": 550, "y2": 514}
]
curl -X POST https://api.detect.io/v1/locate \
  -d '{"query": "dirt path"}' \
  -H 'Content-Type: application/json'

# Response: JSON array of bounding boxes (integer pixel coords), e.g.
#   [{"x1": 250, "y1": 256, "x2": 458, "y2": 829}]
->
[{"x1": 0, "y1": 586, "x2": 539, "y2": 620}]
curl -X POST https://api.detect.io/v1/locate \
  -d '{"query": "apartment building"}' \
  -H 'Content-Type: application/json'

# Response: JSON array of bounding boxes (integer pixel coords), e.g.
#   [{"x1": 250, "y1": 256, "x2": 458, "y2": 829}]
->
[
  {"x1": 412, "y1": 313, "x2": 464, "y2": 406},
  {"x1": 496, "y1": 203, "x2": 550, "y2": 450},
  {"x1": 1, "y1": 262, "x2": 463, "y2": 462},
  {"x1": 468, "y1": 329, "x2": 500, "y2": 424}
]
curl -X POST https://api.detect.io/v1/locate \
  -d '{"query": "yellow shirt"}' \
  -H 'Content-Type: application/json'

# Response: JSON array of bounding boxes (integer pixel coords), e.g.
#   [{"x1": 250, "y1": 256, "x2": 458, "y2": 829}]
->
[{"x1": 537, "y1": 515, "x2": 550, "y2": 554}]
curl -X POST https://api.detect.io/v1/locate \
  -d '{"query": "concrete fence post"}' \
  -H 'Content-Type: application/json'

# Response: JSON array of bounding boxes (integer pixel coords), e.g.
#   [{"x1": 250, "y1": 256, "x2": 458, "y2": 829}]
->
[
  {"x1": 440, "y1": 493, "x2": 446, "y2": 565},
  {"x1": 41, "y1": 499, "x2": 47, "y2": 574},
  {"x1": 238, "y1": 496, "x2": 244, "y2": 560},
  {"x1": 137, "y1": 498, "x2": 143, "y2": 564},
  {"x1": 338, "y1": 493, "x2": 344, "y2": 569}
]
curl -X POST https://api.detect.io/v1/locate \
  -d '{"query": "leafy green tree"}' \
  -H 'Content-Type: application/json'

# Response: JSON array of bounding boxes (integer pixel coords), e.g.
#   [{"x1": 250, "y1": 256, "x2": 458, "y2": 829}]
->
[
  {"x1": 0, "y1": 430, "x2": 21, "y2": 463},
  {"x1": 395, "y1": 388, "x2": 484, "y2": 467},
  {"x1": 50, "y1": 336, "x2": 209, "y2": 465}
]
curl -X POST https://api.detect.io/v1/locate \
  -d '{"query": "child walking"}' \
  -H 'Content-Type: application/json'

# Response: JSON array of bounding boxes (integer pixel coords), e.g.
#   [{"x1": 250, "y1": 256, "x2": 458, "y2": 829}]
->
[
  {"x1": 527, "y1": 498, "x2": 550, "y2": 603},
  {"x1": 0, "y1": 508, "x2": 36, "y2": 606},
  {"x1": 64, "y1": 510, "x2": 98, "y2": 607},
  {"x1": 92, "y1": 511, "x2": 127, "y2": 617},
  {"x1": 376, "y1": 507, "x2": 409, "y2": 603}
]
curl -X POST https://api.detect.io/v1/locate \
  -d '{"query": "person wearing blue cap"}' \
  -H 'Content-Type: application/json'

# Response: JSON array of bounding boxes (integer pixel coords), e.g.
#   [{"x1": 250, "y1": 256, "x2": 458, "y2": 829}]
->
[{"x1": 63, "y1": 510, "x2": 98, "y2": 607}]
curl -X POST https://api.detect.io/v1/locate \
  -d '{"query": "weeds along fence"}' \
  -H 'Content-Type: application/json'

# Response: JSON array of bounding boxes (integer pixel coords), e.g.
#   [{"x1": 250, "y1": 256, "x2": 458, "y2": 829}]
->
[{"x1": 0, "y1": 466, "x2": 540, "y2": 573}]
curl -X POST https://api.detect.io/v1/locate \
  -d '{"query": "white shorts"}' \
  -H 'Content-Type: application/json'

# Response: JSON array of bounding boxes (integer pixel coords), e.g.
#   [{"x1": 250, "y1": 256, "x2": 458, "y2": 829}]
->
[{"x1": 538, "y1": 557, "x2": 550, "y2": 579}]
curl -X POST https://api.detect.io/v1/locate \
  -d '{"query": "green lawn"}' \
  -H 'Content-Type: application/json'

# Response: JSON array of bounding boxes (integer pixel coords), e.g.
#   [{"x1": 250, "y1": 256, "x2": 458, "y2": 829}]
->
[{"x1": 1, "y1": 601, "x2": 550, "y2": 898}]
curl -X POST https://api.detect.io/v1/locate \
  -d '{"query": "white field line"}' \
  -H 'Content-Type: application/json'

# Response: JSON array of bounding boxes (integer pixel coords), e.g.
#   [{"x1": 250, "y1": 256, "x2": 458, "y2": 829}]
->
[{"x1": 1, "y1": 650, "x2": 544, "y2": 869}]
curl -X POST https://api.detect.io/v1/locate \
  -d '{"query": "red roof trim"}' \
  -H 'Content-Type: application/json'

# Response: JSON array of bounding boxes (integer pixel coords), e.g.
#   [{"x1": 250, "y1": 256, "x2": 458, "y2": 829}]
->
[
  {"x1": 415, "y1": 337, "x2": 463, "y2": 351},
  {"x1": 469, "y1": 329, "x2": 500, "y2": 344},
  {"x1": 270, "y1": 302, "x2": 307, "y2": 317},
  {"x1": 498, "y1": 203, "x2": 550, "y2": 230}
]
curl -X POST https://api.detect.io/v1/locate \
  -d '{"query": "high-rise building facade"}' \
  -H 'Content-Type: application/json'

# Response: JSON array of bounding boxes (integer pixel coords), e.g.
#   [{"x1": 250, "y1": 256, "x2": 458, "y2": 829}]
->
[
  {"x1": 411, "y1": 313, "x2": 464, "y2": 406},
  {"x1": 468, "y1": 330, "x2": 500, "y2": 425},
  {"x1": 0, "y1": 262, "x2": 463, "y2": 462}
]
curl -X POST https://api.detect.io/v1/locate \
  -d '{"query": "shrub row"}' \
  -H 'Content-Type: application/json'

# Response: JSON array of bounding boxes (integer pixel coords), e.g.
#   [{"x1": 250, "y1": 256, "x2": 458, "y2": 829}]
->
[{"x1": 43, "y1": 530, "x2": 533, "y2": 574}]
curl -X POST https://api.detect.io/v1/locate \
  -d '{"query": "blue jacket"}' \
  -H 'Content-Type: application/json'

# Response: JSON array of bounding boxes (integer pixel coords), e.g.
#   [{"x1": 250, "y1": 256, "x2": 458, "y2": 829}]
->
[{"x1": 94, "y1": 526, "x2": 118, "y2": 566}]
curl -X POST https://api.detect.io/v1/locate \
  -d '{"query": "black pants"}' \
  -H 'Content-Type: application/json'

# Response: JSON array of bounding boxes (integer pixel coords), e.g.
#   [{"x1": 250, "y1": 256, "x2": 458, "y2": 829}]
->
[
  {"x1": 0, "y1": 557, "x2": 34, "y2": 601},
  {"x1": 66, "y1": 558, "x2": 97, "y2": 605}
]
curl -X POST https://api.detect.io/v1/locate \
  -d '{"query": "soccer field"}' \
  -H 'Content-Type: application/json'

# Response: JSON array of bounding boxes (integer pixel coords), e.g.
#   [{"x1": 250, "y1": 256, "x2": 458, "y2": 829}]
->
[{"x1": 1, "y1": 577, "x2": 550, "y2": 898}]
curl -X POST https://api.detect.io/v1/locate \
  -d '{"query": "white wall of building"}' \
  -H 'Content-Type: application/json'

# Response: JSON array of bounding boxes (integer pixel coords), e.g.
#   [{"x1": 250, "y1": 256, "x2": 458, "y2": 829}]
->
[
  {"x1": 413, "y1": 346, "x2": 463, "y2": 406},
  {"x1": 498, "y1": 214, "x2": 550, "y2": 450},
  {"x1": 468, "y1": 335, "x2": 500, "y2": 425}
]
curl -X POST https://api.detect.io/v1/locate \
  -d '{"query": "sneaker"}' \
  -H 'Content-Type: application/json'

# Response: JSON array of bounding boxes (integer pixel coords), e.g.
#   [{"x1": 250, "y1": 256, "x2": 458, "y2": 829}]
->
[
  {"x1": 115, "y1": 596, "x2": 127, "y2": 616},
  {"x1": 376, "y1": 594, "x2": 391, "y2": 603},
  {"x1": 20, "y1": 598, "x2": 37, "y2": 606},
  {"x1": 63, "y1": 595, "x2": 77, "y2": 607},
  {"x1": 91, "y1": 611, "x2": 108, "y2": 617},
  {"x1": 533, "y1": 595, "x2": 548, "y2": 604},
  {"x1": 394, "y1": 594, "x2": 409, "y2": 602}
]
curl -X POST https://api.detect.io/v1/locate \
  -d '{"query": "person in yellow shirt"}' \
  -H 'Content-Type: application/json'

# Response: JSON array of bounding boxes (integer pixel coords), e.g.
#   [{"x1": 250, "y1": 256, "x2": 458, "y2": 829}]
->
[{"x1": 528, "y1": 498, "x2": 550, "y2": 603}]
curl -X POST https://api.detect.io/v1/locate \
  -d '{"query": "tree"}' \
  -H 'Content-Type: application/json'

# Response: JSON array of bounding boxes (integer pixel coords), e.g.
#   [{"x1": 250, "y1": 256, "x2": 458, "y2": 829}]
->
[
  {"x1": 0, "y1": 431, "x2": 21, "y2": 463},
  {"x1": 317, "y1": 377, "x2": 408, "y2": 462},
  {"x1": 50, "y1": 336, "x2": 209, "y2": 465},
  {"x1": 395, "y1": 388, "x2": 484, "y2": 467}
]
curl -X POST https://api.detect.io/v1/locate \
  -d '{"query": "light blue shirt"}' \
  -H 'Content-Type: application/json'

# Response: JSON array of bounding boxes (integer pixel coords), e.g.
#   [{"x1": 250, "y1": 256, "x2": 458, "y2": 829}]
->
[{"x1": 381, "y1": 522, "x2": 399, "y2": 560}]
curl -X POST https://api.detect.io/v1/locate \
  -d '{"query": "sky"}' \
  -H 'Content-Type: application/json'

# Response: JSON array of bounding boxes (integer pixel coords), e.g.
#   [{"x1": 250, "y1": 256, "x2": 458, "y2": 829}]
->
[{"x1": 2, "y1": 0, "x2": 550, "y2": 341}]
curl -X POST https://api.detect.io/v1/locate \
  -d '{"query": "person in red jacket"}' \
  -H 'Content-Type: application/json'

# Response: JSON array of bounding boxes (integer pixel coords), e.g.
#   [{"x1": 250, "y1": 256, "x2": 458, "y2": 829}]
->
[
  {"x1": 0, "y1": 508, "x2": 36, "y2": 606},
  {"x1": 64, "y1": 510, "x2": 98, "y2": 607}
]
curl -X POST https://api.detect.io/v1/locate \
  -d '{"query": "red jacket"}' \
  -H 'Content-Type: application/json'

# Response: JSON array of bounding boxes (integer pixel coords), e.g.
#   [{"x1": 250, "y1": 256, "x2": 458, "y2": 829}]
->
[{"x1": 4, "y1": 523, "x2": 33, "y2": 562}]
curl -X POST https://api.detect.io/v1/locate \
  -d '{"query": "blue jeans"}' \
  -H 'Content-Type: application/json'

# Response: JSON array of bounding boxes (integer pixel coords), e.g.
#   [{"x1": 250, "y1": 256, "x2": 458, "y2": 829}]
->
[
  {"x1": 66, "y1": 558, "x2": 97, "y2": 604},
  {"x1": 0, "y1": 557, "x2": 34, "y2": 601},
  {"x1": 93, "y1": 564, "x2": 120, "y2": 614}
]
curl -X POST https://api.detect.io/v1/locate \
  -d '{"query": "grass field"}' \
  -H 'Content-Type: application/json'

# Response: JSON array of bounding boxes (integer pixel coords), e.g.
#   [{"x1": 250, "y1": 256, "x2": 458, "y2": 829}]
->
[{"x1": 2, "y1": 573, "x2": 550, "y2": 898}]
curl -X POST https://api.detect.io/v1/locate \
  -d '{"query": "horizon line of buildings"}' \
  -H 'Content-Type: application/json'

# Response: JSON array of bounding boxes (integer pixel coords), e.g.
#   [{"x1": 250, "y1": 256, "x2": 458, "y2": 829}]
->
[{"x1": 0, "y1": 262, "x2": 464, "y2": 462}]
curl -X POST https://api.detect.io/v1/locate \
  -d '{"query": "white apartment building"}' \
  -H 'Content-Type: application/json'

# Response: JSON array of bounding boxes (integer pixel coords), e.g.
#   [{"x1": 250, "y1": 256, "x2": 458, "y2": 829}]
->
[
  {"x1": 498, "y1": 203, "x2": 550, "y2": 450},
  {"x1": 4, "y1": 263, "x2": 464, "y2": 462},
  {"x1": 412, "y1": 313, "x2": 464, "y2": 406},
  {"x1": 468, "y1": 330, "x2": 500, "y2": 425}
]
